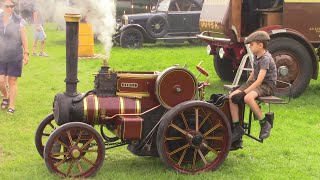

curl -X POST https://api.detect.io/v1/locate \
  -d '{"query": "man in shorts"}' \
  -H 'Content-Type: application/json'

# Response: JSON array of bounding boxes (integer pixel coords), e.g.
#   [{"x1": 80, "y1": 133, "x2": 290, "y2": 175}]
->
[{"x1": 229, "y1": 31, "x2": 277, "y2": 142}]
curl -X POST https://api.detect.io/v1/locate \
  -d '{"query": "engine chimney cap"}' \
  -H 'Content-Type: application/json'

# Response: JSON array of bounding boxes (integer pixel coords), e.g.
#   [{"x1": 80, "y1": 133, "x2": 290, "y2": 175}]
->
[{"x1": 64, "y1": 14, "x2": 81, "y2": 22}]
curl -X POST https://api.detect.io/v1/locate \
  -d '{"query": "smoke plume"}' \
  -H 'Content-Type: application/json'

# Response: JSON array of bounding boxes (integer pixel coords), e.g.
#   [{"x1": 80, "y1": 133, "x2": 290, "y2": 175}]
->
[{"x1": 32, "y1": 0, "x2": 116, "y2": 57}]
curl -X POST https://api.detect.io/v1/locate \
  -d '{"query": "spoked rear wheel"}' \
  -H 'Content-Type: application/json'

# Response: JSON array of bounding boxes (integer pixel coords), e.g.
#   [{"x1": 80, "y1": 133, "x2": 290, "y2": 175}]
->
[
  {"x1": 157, "y1": 101, "x2": 231, "y2": 174},
  {"x1": 44, "y1": 122, "x2": 105, "y2": 178}
]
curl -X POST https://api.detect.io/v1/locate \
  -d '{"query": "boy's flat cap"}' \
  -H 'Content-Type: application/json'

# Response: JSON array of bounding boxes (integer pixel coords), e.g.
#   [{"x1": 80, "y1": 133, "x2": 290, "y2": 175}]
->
[{"x1": 245, "y1": 31, "x2": 270, "y2": 44}]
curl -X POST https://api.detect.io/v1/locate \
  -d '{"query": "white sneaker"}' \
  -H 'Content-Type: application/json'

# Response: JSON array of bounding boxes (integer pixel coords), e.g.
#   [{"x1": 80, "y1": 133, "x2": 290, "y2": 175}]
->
[{"x1": 39, "y1": 52, "x2": 49, "y2": 57}]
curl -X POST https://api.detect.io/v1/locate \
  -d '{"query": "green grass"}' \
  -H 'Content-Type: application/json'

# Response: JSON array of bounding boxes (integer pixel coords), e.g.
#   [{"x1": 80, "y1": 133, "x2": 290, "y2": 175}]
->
[{"x1": 0, "y1": 23, "x2": 319, "y2": 180}]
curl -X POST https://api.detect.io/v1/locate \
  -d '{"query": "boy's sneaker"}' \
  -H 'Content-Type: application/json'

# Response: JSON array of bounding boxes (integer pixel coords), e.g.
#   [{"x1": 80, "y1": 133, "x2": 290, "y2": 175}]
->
[
  {"x1": 32, "y1": 52, "x2": 38, "y2": 56},
  {"x1": 232, "y1": 124, "x2": 245, "y2": 142},
  {"x1": 39, "y1": 52, "x2": 49, "y2": 57},
  {"x1": 259, "y1": 120, "x2": 272, "y2": 139}
]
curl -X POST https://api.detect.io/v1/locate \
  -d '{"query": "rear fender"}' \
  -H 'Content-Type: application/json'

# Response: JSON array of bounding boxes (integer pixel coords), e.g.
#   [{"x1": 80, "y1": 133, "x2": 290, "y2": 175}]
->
[{"x1": 120, "y1": 24, "x2": 155, "y2": 41}]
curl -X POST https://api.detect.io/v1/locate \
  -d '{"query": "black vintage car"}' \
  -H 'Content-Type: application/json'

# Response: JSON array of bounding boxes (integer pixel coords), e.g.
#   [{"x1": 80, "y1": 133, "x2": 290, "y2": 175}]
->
[{"x1": 114, "y1": 0, "x2": 204, "y2": 48}]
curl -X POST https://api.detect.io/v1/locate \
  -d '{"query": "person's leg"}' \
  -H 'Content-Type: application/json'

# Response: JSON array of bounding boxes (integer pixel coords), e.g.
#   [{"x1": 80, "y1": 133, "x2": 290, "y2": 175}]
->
[
  {"x1": 244, "y1": 91, "x2": 263, "y2": 119},
  {"x1": 33, "y1": 39, "x2": 38, "y2": 55},
  {"x1": 229, "y1": 90, "x2": 242, "y2": 122},
  {"x1": 7, "y1": 76, "x2": 17, "y2": 110},
  {"x1": 39, "y1": 39, "x2": 48, "y2": 56},
  {"x1": 6, "y1": 61, "x2": 23, "y2": 112},
  {"x1": 39, "y1": 28, "x2": 48, "y2": 56},
  {"x1": 0, "y1": 63, "x2": 8, "y2": 99},
  {"x1": 229, "y1": 89, "x2": 246, "y2": 142},
  {"x1": 0, "y1": 75, "x2": 8, "y2": 98},
  {"x1": 40, "y1": 39, "x2": 46, "y2": 54},
  {"x1": 244, "y1": 90, "x2": 272, "y2": 139}
]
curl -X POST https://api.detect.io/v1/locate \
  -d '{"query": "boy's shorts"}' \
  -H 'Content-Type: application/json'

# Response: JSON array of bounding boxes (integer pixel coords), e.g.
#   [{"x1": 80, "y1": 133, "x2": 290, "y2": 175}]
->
[
  {"x1": 0, "y1": 61, "x2": 23, "y2": 77},
  {"x1": 238, "y1": 80, "x2": 274, "y2": 97},
  {"x1": 34, "y1": 25, "x2": 47, "y2": 41}
]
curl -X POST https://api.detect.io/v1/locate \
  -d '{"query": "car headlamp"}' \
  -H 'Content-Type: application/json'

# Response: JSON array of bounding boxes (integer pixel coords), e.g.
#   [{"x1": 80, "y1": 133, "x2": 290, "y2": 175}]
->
[
  {"x1": 122, "y1": 15, "x2": 128, "y2": 25},
  {"x1": 206, "y1": 45, "x2": 212, "y2": 55},
  {"x1": 219, "y1": 48, "x2": 225, "y2": 59}
]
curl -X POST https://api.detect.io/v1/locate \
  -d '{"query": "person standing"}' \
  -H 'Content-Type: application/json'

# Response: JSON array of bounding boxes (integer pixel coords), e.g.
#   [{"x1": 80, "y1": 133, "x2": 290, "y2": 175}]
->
[
  {"x1": 31, "y1": 1, "x2": 48, "y2": 57},
  {"x1": 0, "y1": 0, "x2": 29, "y2": 114}
]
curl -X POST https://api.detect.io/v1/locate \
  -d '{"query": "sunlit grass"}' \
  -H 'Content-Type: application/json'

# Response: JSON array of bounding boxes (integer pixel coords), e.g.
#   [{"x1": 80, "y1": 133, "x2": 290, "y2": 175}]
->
[{"x1": 0, "y1": 23, "x2": 319, "y2": 179}]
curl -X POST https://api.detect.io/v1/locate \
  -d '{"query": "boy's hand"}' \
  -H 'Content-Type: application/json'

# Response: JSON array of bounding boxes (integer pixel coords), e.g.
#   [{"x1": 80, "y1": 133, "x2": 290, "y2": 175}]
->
[{"x1": 231, "y1": 91, "x2": 246, "y2": 104}]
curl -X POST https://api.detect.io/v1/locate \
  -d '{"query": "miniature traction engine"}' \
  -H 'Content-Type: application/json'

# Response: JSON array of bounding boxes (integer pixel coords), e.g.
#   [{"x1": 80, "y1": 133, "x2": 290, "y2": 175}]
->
[{"x1": 35, "y1": 14, "x2": 286, "y2": 178}]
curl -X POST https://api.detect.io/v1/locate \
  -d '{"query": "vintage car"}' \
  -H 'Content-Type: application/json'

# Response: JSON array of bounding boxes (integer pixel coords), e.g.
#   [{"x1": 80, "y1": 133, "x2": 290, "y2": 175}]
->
[
  {"x1": 113, "y1": 0, "x2": 204, "y2": 48},
  {"x1": 197, "y1": 0, "x2": 320, "y2": 97}
]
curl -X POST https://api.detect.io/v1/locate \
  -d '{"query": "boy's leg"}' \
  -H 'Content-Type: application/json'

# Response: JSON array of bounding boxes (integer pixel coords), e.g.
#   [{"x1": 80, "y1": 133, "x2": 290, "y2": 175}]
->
[
  {"x1": 244, "y1": 91, "x2": 263, "y2": 119},
  {"x1": 244, "y1": 91, "x2": 272, "y2": 139},
  {"x1": 229, "y1": 90, "x2": 242, "y2": 122},
  {"x1": 40, "y1": 39, "x2": 45, "y2": 53},
  {"x1": 229, "y1": 90, "x2": 245, "y2": 142},
  {"x1": 32, "y1": 39, "x2": 38, "y2": 55}
]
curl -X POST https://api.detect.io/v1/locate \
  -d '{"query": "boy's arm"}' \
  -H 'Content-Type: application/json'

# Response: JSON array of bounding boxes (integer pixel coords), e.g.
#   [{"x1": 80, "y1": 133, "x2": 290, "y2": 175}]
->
[
  {"x1": 243, "y1": 69, "x2": 267, "y2": 94},
  {"x1": 247, "y1": 70, "x2": 254, "y2": 82}
]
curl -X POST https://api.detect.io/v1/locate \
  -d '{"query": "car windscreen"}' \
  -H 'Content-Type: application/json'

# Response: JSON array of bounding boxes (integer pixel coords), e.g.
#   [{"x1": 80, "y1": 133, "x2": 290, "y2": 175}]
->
[{"x1": 156, "y1": 0, "x2": 171, "y2": 12}]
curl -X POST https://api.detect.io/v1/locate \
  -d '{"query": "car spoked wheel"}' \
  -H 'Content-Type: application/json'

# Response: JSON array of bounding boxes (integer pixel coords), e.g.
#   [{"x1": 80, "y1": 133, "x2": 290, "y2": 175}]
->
[
  {"x1": 120, "y1": 28, "x2": 144, "y2": 48},
  {"x1": 146, "y1": 15, "x2": 168, "y2": 38},
  {"x1": 44, "y1": 122, "x2": 105, "y2": 178},
  {"x1": 157, "y1": 101, "x2": 231, "y2": 174},
  {"x1": 35, "y1": 113, "x2": 58, "y2": 159}
]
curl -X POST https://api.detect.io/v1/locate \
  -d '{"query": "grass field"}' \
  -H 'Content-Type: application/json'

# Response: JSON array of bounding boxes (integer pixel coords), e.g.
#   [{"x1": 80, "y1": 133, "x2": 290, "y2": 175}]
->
[{"x1": 0, "y1": 24, "x2": 319, "y2": 180}]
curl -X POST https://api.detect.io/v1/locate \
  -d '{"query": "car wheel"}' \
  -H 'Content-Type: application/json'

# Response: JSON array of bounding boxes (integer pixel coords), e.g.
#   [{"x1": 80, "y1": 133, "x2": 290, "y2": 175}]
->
[
  {"x1": 120, "y1": 28, "x2": 144, "y2": 48},
  {"x1": 268, "y1": 37, "x2": 312, "y2": 97},
  {"x1": 146, "y1": 15, "x2": 168, "y2": 38}
]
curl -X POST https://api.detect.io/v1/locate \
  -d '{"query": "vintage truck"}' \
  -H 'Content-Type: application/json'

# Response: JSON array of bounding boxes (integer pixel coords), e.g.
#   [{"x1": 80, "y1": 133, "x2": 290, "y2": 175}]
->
[{"x1": 197, "y1": 0, "x2": 320, "y2": 97}]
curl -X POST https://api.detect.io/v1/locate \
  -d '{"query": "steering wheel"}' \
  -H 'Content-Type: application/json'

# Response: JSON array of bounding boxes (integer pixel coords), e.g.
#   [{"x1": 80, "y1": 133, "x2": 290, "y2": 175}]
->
[{"x1": 196, "y1": 61, "x2": 209, "y2": 77}]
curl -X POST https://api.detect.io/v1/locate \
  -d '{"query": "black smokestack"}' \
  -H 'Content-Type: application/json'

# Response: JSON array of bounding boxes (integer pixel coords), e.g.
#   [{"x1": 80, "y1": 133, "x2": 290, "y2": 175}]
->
[{"x1": 64, "y1": 14, "x2": 81, "y2": 96}]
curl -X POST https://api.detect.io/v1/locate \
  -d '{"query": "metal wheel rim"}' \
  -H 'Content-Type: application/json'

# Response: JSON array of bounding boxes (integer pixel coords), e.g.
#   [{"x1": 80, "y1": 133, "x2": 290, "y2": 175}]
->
[
  {"x1": 124, "y1": 32, "x2": 141, "y2": 48},
  {"x1": 273, "y1": 51, "x2": 300, "y2": 90},
  {"x1": 162, "y1": 106, "x2": 230, "y2": 173},
  {"x1": 151, "y1": 19, "x2": 165, "y2": 34},
  {"x1": 44, "y1": 123, "x2": 105, "y2": 178},
  {"x1": 35, "y1": 114, "x2": 57, "y2": 158}
]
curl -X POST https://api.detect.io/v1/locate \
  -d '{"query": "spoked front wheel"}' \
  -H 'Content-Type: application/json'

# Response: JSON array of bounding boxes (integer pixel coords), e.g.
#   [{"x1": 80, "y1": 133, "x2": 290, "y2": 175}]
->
[
  {"x1": 44, "y1": 122, "x2": 105, "y2": 178},
  {"x1": 157, "y1": 101, "x2": 231, "y2": 174}
]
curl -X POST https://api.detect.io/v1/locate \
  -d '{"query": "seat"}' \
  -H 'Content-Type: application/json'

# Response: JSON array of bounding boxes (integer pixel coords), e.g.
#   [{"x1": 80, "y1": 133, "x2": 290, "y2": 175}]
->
[{"x1": 257, "y1": 96, "x2": 283, "y2": 104}]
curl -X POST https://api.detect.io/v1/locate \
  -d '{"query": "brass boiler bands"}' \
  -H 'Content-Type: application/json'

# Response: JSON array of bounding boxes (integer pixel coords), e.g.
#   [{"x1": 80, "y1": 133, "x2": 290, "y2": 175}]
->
[{"x1": 83, "y1": 94, "x2": 141, "y2": 125}]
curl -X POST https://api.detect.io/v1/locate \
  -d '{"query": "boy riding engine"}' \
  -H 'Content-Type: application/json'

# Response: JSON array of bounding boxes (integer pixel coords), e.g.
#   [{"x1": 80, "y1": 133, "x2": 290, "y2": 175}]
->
[{"x1": 229, "y1": 31, "x2": 277, "y2": 142}]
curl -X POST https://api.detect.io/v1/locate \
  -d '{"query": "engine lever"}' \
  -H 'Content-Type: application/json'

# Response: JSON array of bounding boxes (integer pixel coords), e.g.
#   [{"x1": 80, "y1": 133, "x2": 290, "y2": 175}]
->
[
  {"x1": 196, "y1": 61, "x2": 209, "y2": 78},
  {"x1": 72, "y1": 90, "x2": 95, "y2": 103}
]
